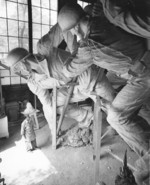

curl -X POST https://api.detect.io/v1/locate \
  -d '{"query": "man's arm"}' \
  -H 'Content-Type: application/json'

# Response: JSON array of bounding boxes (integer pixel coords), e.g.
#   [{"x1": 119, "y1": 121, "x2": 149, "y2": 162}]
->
[
  {"x1": 63, "y1": 41, "x2": 93, "y2": 78},
  {"x1": 27, "y1": 79, "x2": 52, "y2": 105},
  {"x1": 37, "y1": 23, "x2": 76, "y2": 56},
  {"x1": 100, "y1": 0, "x2": 150, "y2": 39},
  {"x1": 37, "y1": 23, "x2": 64, "y2": 57},
  {"x1": 37, "y1": 23, "x2": 65, "y2": 59},
  {"x1": 29, "y1": 71, "x2": 61, "y2": 90}
]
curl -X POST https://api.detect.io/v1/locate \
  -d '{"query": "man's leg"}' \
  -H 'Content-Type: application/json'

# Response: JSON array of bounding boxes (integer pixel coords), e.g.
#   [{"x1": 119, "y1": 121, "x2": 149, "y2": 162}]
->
[
  {"x1": 31, "y1": 139, "x2": 38, "y2": 150},
  {"x1": 94, "y1": 74, "x2": 116, "y2": 102},
  {"x1": 107, "y1": 71, "x2": 150, "y2": 126},
  {"x1": 57, "y1": 103, "x2": 93, "y2": 128},
  {"x1": 106, "y1": 73, "x2": 150, "y2": 157},
  {"x1": 59, "y1": 71, "x2": 116, "y2": 127},
  {"x1": 64, "y1": 68, "x2": 116, "y2": 127},
  {"x1": 77, "y1": 67, "x2": 116, "y2": 103},
  {"x1": 25, "y1": 141, "x2": 32, "y2": 152},
  {"x1": 27, "y1": 81, "x2": 54, "y2": 131}
]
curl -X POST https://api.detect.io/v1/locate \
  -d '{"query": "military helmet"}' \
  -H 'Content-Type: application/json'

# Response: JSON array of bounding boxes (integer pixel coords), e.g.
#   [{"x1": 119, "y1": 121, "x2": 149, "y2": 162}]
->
[
  {"x1": 6, "y1": 47, "x2": 29, "y2": 67},
  {"x1": 58, "y1": 3, "x2": 85, "y2": 32}
]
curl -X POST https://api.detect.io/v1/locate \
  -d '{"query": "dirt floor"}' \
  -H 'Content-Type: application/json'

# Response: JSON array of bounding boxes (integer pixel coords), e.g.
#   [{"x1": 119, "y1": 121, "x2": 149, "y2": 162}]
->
[{"x1": 0, "y1": 113, "x2": 139, "y2": 185}]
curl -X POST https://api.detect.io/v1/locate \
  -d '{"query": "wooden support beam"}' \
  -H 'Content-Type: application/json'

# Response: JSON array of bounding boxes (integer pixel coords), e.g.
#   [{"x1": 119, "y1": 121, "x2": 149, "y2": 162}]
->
[
  {"x1": 93, "y1": 96, "x2": 102, "y2": 185},
  {"x1": 91, "y1": 67, "x2": 105, "y2": 185},
  {"x1": 56, "y1": 77, "x2": 77, "y2": 136},
  {"x1": 52, "y1": 86, "x2": 57, "y2": 149}
]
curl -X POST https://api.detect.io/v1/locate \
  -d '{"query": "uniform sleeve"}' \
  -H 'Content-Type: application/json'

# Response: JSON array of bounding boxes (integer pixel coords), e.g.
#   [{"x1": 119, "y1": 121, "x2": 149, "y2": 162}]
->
[
  {"x1": 27, "y1": 72, "x2": 61, "y2": 90},
  {"x1": 27, "y1": 79, "x2": 52, "y2": 107},
  {"x1": 63, "y1": 41, "x2": 93, "y2": 78},
  {"x1": 37, "y1": 23, "x2": 64, "y2": 57},
  {"x1": 100, "y1": 0, "x2": 150, "y2": 39}
]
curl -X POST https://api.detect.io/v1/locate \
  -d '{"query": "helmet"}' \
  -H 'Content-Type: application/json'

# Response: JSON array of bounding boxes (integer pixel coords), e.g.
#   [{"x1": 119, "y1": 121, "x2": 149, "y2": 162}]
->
[
  {"x1": 58, "y1": 3, "x2": 85, "y2": 32},
  {"x1": 6, "y1": 47, "x2": 29, "y2": 67}
]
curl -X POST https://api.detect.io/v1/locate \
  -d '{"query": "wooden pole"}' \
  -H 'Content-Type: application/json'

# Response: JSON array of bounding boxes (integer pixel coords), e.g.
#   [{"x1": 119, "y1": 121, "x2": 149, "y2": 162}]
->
[
  {"x1": 52, "y1": 86, "x2": 57, "y2": 149},
  {"x1": 0, "y1": 75, "x2": 3, "y2": 115},
  {"x1": 56, "y1": 77, "x2": 77, "y2": 135},
  {"x1": 27, "y1": 0, "x2": 38, "y2": 128},
  {"x1": 91, "y1": 67, "x2": 105, "y2": 185},
  {"x1": 28, "y1": 0, "x2": 33, "y2": 54},
  {"x1": 93, "y1": 96, "x2": 102, "y2": 185}
]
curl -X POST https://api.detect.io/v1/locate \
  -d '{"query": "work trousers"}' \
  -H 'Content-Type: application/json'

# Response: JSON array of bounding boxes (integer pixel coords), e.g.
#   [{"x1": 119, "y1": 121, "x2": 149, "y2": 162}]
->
[
  {"x1": 106, "y1": 68, "x2": 150, "y2": 156},
  {"x1": 107, "y1": 71, "x2": 150, "y2": 125}
]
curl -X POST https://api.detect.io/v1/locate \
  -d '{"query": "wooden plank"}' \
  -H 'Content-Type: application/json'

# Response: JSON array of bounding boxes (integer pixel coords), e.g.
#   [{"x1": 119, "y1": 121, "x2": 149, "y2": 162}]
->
[
  {"x1": 93, "y1": 96, "x2": 102, "y2": 185},
  {"x1": 52, "y1": 86, "x2": 57, "y2": 149}
]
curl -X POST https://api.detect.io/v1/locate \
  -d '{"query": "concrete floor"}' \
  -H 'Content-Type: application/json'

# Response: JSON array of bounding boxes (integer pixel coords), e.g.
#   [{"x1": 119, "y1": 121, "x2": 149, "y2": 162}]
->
[{"x1": 0, "y1": 113, "x2": 138, "y2": 185}]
